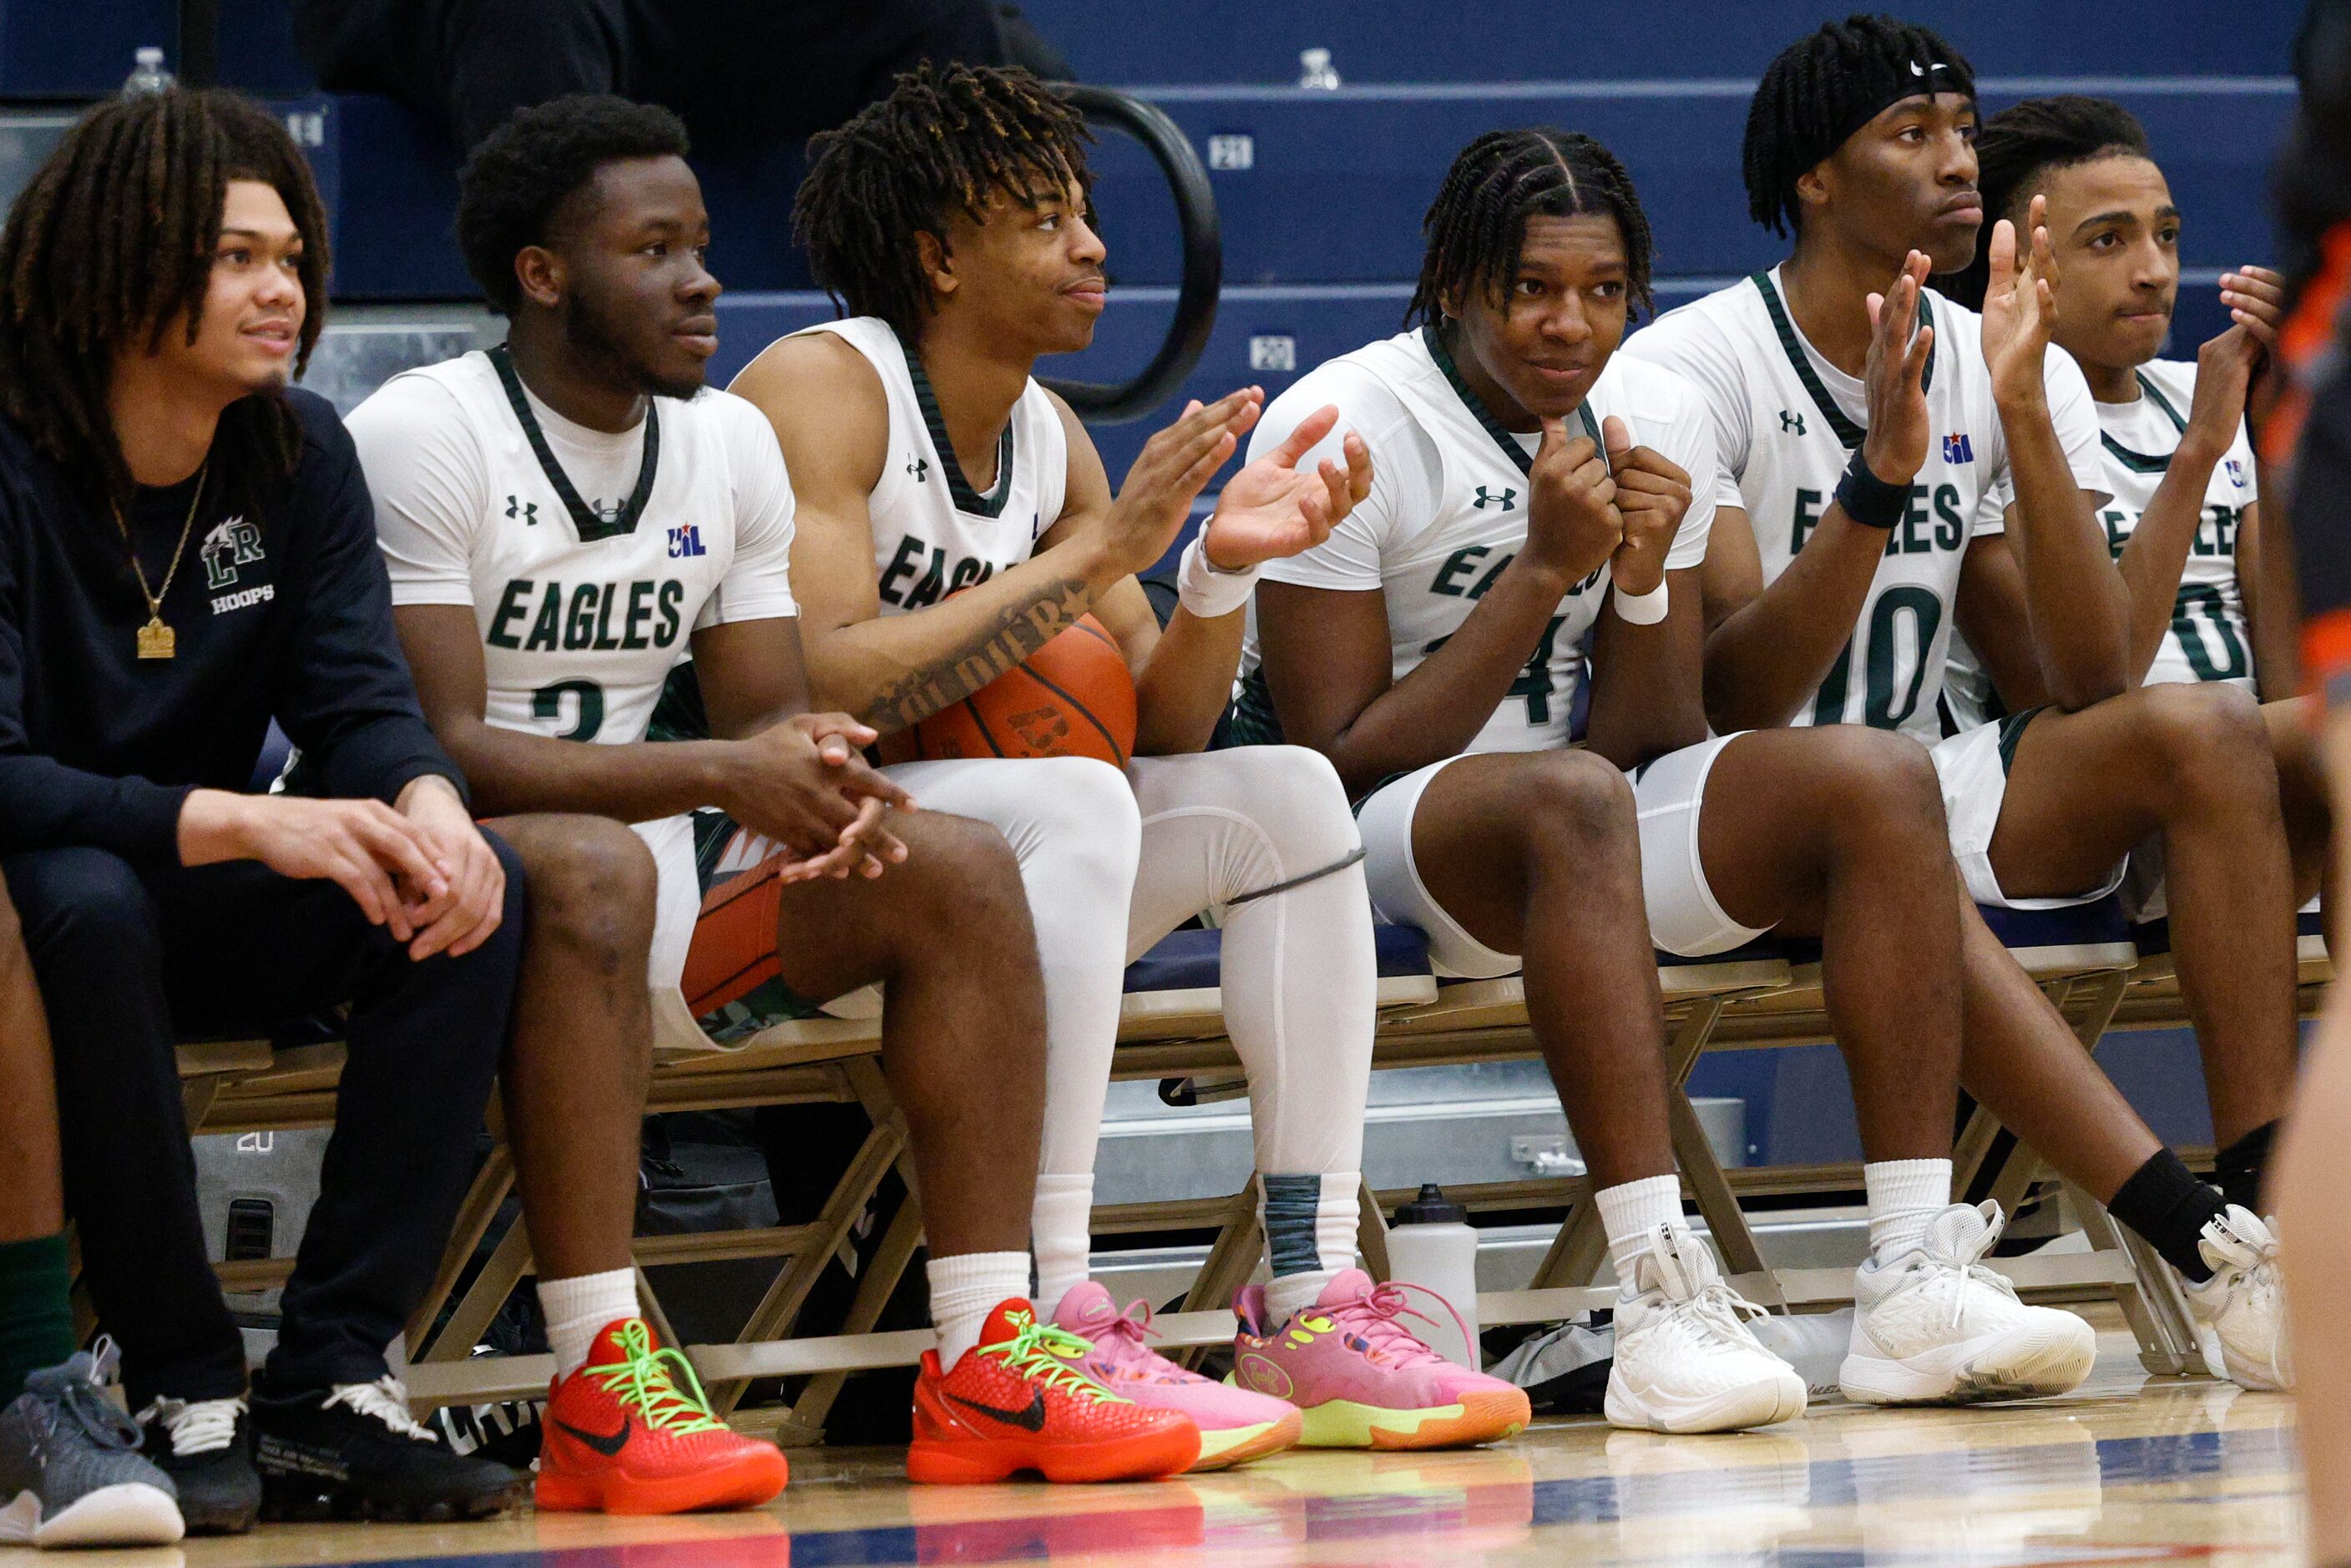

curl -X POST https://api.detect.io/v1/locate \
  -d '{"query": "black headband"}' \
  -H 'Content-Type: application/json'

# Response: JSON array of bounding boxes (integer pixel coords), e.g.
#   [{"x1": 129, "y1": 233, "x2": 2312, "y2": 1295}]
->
[{"x1": 1829, "y1": 57, "x2": 1974, "y2": 151}]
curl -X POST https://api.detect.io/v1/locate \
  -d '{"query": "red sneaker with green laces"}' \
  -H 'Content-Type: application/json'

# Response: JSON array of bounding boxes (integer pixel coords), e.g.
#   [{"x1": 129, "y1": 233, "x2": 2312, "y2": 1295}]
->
[
  {"x1": 908, "y1": 1301, "x2": 1200, "y2": 1484},
  {"x1": 535, "y1": 1319, "x2": 788, "y2": 1515}
]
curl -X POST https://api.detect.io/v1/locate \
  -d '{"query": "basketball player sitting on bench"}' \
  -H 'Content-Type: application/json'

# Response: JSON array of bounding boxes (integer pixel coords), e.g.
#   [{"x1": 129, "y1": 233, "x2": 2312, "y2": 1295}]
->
[
  {"x1": 348, "y1": 97, "x2": 1149, "y2": 1496},
  {"x1": 1941, "y1": 97, "x2": 2327, "y2": 940},
  {"x1": 1623, "y1": 14, "x2": 2288, "y2": 1389},
  {"x1": 732, "y1": 63, "x2": 1535, "y2": 1464},
  {"x1": 1245, "y1": 126, "x2": 2096, "y2": 1429}
]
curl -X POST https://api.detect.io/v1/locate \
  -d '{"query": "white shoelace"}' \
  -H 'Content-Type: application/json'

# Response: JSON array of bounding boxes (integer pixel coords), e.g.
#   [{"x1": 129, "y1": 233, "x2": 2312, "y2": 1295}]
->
[
  {"x1": 1673, "y1": 1282, "x2": 1774, "y2": 1349},
  {"x1": 2211, "y1": 1228, "x2": 2286, "y2": 1373},
  {"x1": 325, "y1": 1376, "x2": 438, "y2": 1443},
  {"x1": 138, "y1": 1394, "x2": 246, "y2": 1458},
  {"x1": 1929, "y1": 1257, "x2": 2022, "y2": 1331},
  {"x1": 1880, "y1": 1203, "x2": 2019, "y2": 1330}
]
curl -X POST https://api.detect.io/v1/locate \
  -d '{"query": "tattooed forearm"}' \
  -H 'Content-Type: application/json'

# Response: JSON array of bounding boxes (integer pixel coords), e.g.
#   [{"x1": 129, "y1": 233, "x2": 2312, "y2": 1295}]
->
[{"x1": 867, "y1": 577, "x2": 1094, "y2": 731}]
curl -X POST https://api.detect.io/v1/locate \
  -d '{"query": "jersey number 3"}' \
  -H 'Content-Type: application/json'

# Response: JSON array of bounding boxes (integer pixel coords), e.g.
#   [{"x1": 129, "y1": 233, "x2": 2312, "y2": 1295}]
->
[{"x1": 533, "y1": 680, "x2": 605, "y2": 741}]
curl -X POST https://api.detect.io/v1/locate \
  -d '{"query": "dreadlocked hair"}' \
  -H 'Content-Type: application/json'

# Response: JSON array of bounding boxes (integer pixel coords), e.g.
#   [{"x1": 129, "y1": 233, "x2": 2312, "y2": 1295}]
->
[
  {"x1": 1944, "y1": 96, "x2": 2152, "y2": 310},
  {"x1": 457, "y1": 95, "x2": 690, "y2": 316},
  {"x1": 794, "y1": 62, "x2": 1093, "y2": 336},
  {"x1": 0, "y1": 87, "x2": 328, "y2": 517},
  {"x1": 1407, "y1": 128, "x2": 1656, "y2": 329},
  {"x1": 1743, "y1": 14, "x2": 1976, "y2": 237}
]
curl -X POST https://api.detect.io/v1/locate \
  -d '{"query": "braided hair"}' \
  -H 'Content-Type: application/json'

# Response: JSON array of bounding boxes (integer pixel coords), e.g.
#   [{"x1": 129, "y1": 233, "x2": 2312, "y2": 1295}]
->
[
  {"x1": 1944, "y1": 96, "x2": 2152, "y2": 310},
  {"x1": 457, "y1": 95, "x2": 691, "y2": 316},
  {"x1": 1407, "y1": 128, "x2": 1656, "y2": 329},
  {"x1": 0, "y1": 88, "x2": 328, "y2": 514},
  {"x1": 793, "y1": 63, "x2": 1093, "y2": 336},
  {"x1": 1743, "y1": 14, "x2": 1977, "y2": 237}
]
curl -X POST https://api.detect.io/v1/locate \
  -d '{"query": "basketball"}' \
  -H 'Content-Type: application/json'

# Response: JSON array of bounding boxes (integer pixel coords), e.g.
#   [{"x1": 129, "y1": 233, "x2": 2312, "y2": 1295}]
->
[{"x1": 878, "y1": 614, "x2": 1137, "y2": 767}]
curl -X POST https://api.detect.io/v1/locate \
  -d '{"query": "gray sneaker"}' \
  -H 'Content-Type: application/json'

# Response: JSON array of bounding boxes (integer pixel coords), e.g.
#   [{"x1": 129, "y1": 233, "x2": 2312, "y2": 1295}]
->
[{"x1": 0, "y1": 1346, "x2": 183, "y2": 1548}]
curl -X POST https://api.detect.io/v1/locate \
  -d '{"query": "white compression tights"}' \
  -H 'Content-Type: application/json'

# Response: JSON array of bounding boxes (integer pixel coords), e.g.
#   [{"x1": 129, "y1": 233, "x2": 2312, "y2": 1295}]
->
[{"x1": 887, "y1": 747, "x2": 1377, "y2": 1314}]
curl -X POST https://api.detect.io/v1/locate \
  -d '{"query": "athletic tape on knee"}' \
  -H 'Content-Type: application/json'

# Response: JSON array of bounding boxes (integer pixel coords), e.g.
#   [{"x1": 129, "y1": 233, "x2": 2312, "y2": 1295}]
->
[{"x1": 1223, "y1": 847, "x2": 1367, "y2": 908}]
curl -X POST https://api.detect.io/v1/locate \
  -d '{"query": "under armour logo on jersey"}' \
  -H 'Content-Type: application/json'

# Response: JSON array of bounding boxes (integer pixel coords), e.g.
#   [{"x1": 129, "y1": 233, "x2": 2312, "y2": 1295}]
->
[
  {"x1": 908, "y1": 456, "x2": 930, "y2": 482},
  {"x1": 505, "y1": 496, "x2": 538, "y2": 525},
  {"x1": 1472, "y1": 485, "x2": 1517, "y2": 511},
  {"x1": 1779, "y1": 410, "x2": 1805, "y2": 434},
  {"x1": 1943, "y1": 432, "x2": 1975, "y2": 464},
  {"x1": 667, "y1": 523, "x2": 706, "y2": 559}
]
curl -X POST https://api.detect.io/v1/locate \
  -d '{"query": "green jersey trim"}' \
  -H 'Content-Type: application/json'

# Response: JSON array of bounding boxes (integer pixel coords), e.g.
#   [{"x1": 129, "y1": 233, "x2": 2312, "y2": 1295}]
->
[
  {"x1": 897, "y1": 332, "x2": 1019, "y2": 518},
  {"x1": 1419, "y1": 324, "x2": 1603, "y2": 476},
  {"x1": 2099, "y1": 369, "x2": 2191, "y2": 474},
  {"x1": 1748, "y1": 271, "x2": 1936, "y2": 453}
]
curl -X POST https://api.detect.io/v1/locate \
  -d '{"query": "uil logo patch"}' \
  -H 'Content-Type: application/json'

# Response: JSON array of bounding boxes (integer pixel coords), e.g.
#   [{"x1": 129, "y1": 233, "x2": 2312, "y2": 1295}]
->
[
  {"x1": 1472, "y1": 485, "x2": 1517, "y2": 511},
  {"x1": 1943, "y1": 432, "x2": 1976, "y2": 464},
  {"x1": 908, "y1": 456, "x2": 930, "y2": 483},
  {"x1": 505, "y1": 495, "x2": 538, "y2": 525},
  {"x1": 200, "y1": 515, "x2": 265, "y2": 589},
  {"x1": 2225, "y1": 458, "x2": 2247, "y2": 487},
  {"x1": 667, "y1": 523, "x2": 706, "y2": 559},
  {"x1": 1779, "y1": 410, "x2": 1805, "y2": 435}
]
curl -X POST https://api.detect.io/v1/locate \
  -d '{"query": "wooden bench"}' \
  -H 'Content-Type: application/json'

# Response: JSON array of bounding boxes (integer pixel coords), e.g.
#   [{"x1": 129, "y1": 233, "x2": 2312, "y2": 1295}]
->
[{"x1": 172, "y1": 898, "x2": 2269, "y2": 1428}]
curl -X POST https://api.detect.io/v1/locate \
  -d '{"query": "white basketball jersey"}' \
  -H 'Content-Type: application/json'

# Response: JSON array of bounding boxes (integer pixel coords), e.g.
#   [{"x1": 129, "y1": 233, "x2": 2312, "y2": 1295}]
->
[
  {"x1": 1239, "y1": 327, "x2": 1716, "y2": 754},
  {"x1": 1626, "y1": 267, "x2": 2104, "y2": 743},
  {"x1": 2093, "y1": 360, "x2": 2259, "y2": 689},
  {"x1": 801, "y1": 316, "x2": 1069, "y2": 609},
  {"x1": 353, "y1": 349, "x2": 799, "y2": 749}
]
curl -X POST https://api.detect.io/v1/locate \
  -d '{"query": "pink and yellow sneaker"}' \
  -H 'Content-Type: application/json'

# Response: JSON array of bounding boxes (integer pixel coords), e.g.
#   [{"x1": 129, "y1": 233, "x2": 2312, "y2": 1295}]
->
[
  {"x1": 1050, "y1": 1284, "x2": 1302, "y2": 1472},
  {"x1": 1231, "y1": 1270, "x2": 1532, "y2": 1450}
]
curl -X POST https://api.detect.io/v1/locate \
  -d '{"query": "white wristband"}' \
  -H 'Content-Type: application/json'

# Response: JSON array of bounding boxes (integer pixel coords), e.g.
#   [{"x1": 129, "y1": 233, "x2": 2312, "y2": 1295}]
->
[
  {"x1": 1611, "y1": 578, "x2": 1670, "y2": 626},
  {"x1": 1176, "y1": 536, "x2": 1261, "y2": 620}
]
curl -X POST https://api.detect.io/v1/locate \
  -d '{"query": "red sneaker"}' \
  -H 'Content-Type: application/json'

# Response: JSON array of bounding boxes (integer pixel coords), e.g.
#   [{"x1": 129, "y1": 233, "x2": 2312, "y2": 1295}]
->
[
  {"x1": 908, "y1": 1301, "x2": 1200, "y2": 1484},
  {"x1": 535, "y1": 1319, "x2": 789, "y2": 1515}
]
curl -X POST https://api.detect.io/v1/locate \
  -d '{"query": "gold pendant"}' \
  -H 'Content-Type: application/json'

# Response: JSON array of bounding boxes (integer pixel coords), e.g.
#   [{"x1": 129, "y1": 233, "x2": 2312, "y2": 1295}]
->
[{"x1": 136, "y1": 616, "x2": 174, "y2": 660}]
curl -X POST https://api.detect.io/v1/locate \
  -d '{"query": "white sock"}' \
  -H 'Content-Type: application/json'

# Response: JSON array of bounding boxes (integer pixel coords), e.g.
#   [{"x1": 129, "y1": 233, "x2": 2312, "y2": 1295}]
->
[
  {"x1": 928, "y1": 1251, "x2": 1034, "y2": 1366},
  {"x1": 537, "y1": 1267, "x2": 640, "y2": 1379},
  {"x1": 1598, "y1": 1175, "x2": 1685, "y2": 1289},
  {"x1": 1031, "y1": 1172, "x2": 1095, "y2": 1315},
  {"x1": 1864, "y1": 1158, "x2": 1953, "y2": 1260}
]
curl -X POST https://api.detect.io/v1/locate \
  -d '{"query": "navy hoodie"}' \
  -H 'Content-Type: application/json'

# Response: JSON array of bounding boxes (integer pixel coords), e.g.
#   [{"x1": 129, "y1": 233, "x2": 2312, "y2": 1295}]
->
[{"x1": 0, "y1": 387, "x2": 464, "y2": 866}]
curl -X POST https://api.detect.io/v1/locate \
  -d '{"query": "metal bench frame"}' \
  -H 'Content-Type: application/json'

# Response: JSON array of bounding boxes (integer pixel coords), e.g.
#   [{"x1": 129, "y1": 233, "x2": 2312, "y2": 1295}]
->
[{"x1": 157, "y1": 914, "x2": 2325, "y2": 1434}]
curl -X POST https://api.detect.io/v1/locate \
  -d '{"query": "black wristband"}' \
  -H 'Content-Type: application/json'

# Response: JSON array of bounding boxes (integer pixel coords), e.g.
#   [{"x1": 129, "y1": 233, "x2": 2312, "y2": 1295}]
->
[{"x1": 1833, "y1": 448, "x2": 1909, "y2": 530}]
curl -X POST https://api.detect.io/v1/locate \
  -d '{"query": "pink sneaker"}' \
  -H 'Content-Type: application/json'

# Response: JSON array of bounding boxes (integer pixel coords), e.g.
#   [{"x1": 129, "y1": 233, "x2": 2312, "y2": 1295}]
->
[
  {"x1": 1050, "y1": 1284, "x2": 1302, "y2": 1472},
  {"x1": 1231, "y1": 1270, "x2": 1532, "y2": 1450}
]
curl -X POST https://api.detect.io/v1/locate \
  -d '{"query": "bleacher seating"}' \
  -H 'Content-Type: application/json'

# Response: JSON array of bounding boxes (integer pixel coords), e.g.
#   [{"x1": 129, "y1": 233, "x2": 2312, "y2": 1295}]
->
[{"x1": 0, "y1": 2, "x2": 2293, "y2": 476}]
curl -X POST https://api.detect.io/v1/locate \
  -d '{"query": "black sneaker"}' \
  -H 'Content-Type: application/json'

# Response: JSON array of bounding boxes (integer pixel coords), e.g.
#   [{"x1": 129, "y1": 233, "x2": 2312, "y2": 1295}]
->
[
  {"x1": 136, "y1": 1395, "x2": 260, "y2": 1535},
  {"x1": 251, "y1": 1376, "x2": 526, "y2": 1523}
]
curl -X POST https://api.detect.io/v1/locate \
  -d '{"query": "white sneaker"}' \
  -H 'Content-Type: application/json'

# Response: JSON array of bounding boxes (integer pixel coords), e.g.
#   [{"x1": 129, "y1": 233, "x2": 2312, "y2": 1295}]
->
[
  {"x1": 1840, "y1": 1201, "x2": 2096, "y2": 1404},
  {"x1": 2182, "y1": 1206, "x2": 2291, "y2": 1391},
  {"x1": 1603, "y1": 1222, "x2": 1807, "y2": 1434}
]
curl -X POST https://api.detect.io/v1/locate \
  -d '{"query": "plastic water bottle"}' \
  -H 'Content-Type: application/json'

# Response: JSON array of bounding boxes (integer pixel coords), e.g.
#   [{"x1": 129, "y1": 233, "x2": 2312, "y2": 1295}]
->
[
  {"x1": 123, "y1": 47, "x2": 174, "y2": 96},
  {"x1": 1297, "y1": 48, "x2": 1342, "y2": 90},
  {"x1": 1386, "y1": 1183, "x2": 1481, "y2": 1368}
]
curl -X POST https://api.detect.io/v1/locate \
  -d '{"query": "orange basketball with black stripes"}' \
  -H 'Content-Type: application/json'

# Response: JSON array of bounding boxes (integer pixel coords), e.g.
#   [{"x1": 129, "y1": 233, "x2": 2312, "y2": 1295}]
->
[{"x1": 879, "y1": 614, "x2": 1137, "y2": 767}]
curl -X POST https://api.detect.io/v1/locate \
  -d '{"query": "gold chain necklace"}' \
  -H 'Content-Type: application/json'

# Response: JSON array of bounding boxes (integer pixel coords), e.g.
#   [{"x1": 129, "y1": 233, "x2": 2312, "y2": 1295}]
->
[{"x1": 109, "y1": 460, "x2": 207, "y2": 660}]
